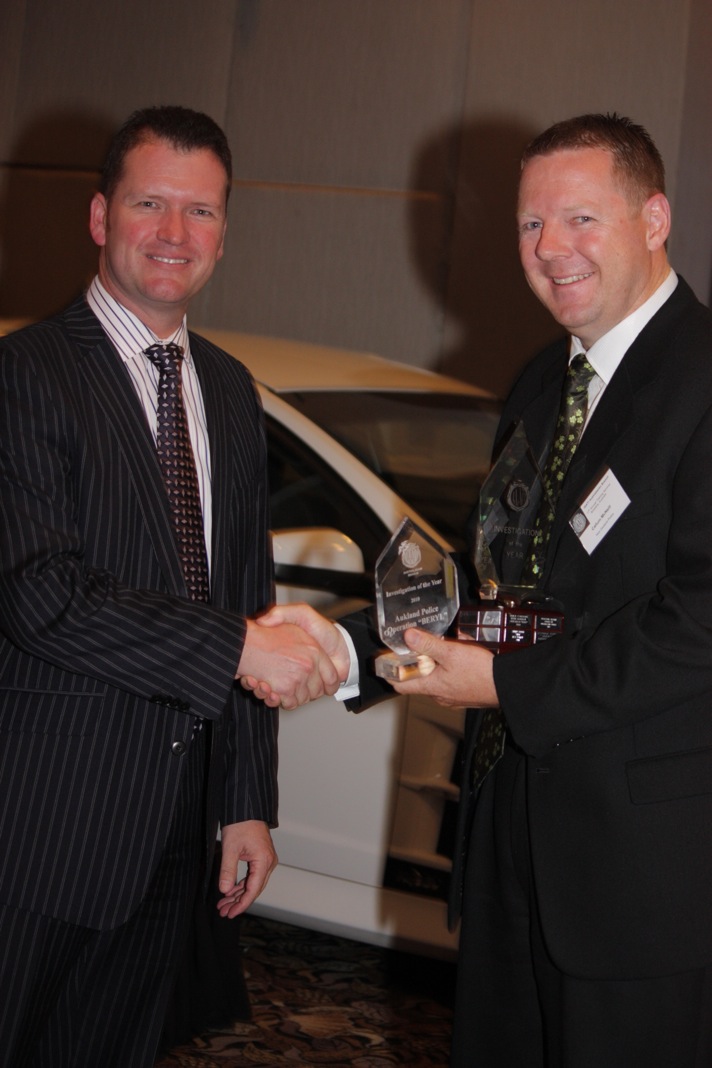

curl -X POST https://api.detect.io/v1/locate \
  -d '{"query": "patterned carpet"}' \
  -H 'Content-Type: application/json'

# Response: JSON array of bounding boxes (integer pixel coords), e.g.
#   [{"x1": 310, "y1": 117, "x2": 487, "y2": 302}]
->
[{"x1": 155, "y1": 914, "x2": 455, "y2": 1067}]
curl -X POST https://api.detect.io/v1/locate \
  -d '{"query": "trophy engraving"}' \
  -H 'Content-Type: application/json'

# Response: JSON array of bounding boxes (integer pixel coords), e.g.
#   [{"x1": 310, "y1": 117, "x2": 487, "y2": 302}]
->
[
  {"x1": 458, "y1": 422, "x2": 564, "y2": 652},
  {"x1": 374, "y1": 517, "x2": 459, "y2": 681}
]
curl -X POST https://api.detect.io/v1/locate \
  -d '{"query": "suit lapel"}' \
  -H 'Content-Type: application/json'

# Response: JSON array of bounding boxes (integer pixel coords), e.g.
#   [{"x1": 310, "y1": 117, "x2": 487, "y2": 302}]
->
[
  {"x1": 544, "y1": 281, "x2": 692, "y2": 578},
  {"x1": 498, "y1": 349, "x2": 567, "y2": 472},
  {"x1": 191, "y1": 335, "x2": 232, "y2": 610},
  {"x1": 63, "y1": 299, "x2": 188, "y2": 598}
]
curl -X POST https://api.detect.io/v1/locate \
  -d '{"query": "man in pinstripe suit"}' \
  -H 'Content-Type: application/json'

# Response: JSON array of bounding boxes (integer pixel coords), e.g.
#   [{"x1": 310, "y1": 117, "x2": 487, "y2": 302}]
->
[{"x1": 0, "y1": 106, "x2": 343, "y2": 1067}]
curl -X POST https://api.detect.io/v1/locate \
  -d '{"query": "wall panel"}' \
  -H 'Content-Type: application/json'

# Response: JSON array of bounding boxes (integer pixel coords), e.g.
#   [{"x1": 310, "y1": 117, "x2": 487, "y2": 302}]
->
[
  {"x1": 7, "y1": 0, "x2": 239, "y2": 167},
  {"x1": 0, "y1": 169, "x2": 96, "y2": 318},
  {"x1": 0, "y1": 0, "x2": 708, "y2": 391},
  {"x1": 0, "y1": 1, "x2": 26, "y2": 158},
  {"x1": 441, "y1": 0, "x2": 701, "y2": 395},
  {"x1": 227, "y1": 0, "x2": 472, "y2": 191},
  {"x1": 192, "y1": 182, "x2": 447, "y2": 367},
  {"x1": 669, "y1": 0, "x2": 712, "y2": 306}
]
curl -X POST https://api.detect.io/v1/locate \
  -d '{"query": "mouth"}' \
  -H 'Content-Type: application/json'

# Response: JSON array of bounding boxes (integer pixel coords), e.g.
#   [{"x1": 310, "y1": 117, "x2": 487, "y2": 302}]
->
[
  {"x1": 148, "y1": 255, "x2": 189, "y2": 265},
  {"x1": 552, "y1": 272, "x2": 593, "y2": 286}
]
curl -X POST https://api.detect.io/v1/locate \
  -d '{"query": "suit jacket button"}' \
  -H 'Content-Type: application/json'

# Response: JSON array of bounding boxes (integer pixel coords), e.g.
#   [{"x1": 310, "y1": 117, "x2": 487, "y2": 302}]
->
[{"x1": 171, "y1": 741, "x2": 187, "y2": 756}]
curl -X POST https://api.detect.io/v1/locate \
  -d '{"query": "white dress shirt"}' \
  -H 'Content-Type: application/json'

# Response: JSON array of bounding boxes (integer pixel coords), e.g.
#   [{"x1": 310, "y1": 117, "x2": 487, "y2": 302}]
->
[
  {"x1": 86, "y1": 277, "x2": 213, "y2": 568},
  {"x1": 573, "y1": 269, "x2": 678, "y2": 429}
]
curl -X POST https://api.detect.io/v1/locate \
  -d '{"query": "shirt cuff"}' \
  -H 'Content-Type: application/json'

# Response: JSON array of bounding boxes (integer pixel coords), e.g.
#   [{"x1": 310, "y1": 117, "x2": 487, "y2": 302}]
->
[{"x1": 333, "y1": 623, "x2": 361, "y2": 701}]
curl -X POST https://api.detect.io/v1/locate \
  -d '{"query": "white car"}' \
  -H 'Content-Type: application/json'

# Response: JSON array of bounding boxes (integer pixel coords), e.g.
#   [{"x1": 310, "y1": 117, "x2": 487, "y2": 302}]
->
[{"x1": 201, "y1": 329, "x2": 500, "y2": 958}]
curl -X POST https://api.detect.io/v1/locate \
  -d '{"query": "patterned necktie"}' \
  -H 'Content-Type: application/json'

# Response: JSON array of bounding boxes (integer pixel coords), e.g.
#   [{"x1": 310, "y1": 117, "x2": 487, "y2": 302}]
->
[
  {"x1": 523, "y1": 352, "x2": 596, "y2": 584},
  {"x1": 144, "y1": 343, "x2": 210, "y2": 603},
  {"x1": 471, "y1": 353, "x2": 596, "y2": 790}
]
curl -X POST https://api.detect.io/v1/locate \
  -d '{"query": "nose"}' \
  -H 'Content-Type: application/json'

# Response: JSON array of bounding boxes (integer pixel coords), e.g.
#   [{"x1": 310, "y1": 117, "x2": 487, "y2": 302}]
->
[
  {"x1": 157, "y1": 209, "x2": 187, "y2": 245},
  {"x1": 533, "y1": 222, "x2": 570, "y2": 262}
]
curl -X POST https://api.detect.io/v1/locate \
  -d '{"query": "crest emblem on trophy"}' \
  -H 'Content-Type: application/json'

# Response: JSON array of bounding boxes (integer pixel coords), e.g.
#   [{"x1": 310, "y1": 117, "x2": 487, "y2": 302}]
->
[{"x1": 374, "y1": 517, "x2": 459, "y2": 681}]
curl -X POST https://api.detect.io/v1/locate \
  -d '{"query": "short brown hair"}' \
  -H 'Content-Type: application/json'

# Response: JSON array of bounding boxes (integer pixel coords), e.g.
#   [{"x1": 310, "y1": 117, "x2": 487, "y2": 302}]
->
[
  {"x1": 521, "y1": 113, "x2": 665, "y2": 207},
  {"x1": 99, "y1": 105, "x2": 233, "y2": 205}
]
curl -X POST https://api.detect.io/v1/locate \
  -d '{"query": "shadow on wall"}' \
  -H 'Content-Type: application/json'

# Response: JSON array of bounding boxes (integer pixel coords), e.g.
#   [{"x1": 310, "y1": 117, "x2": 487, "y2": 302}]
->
[
  {"x1": 409, "y1": 117, "x2": 563, "y2": 399},
  {"x1": 0, "y1": 111, "x2": 115, "y2": 320}
]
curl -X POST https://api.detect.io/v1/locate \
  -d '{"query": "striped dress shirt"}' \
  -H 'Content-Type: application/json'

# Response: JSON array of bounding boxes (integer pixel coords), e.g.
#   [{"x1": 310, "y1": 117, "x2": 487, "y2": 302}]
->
[{"x1": 86, "y1": 277, "x2": 213, "y2": 568}]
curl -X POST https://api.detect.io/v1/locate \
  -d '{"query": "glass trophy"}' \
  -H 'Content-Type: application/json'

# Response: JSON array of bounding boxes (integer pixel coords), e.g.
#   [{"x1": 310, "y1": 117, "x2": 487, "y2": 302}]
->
[
  {"x1": 457, "y1": 421, "x2": 564, "y2": 652},
  {"x1": 374, "y1": 517, "x2": 460, "y2": 681}
]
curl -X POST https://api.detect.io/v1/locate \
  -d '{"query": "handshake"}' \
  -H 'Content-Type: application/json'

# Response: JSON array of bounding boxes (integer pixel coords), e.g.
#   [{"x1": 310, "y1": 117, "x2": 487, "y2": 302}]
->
[
  {"x1": 236, "y1": 601, "x2": 500, "y2": 713},
  {"x1": 236, "y1": 603, "x2": 351, "y2": 710}
]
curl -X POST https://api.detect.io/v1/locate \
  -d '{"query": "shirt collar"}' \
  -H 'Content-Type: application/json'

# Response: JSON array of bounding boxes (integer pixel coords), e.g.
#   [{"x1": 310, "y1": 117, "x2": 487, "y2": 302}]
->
[
  {"x1": 86, "y1": 276, "x2": 191, "y2": 365},
  {"x1": 569, "y1": 269, "x2": 678, "y2": 383}
]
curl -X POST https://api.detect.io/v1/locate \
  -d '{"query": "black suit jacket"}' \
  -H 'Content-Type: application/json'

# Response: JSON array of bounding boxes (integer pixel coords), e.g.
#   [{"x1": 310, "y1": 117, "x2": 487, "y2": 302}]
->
[
  {"x1": 455, "y1": 277, "x2": 712, "y2": 980},
  {"x1": 0, "y1": 297, "x2": 277, "y2": 931}
]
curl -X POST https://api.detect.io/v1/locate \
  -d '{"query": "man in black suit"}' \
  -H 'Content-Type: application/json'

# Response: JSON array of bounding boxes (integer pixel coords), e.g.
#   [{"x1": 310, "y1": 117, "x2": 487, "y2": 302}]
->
[
  {"x1": 254, "y1": 114, "x2": 712, "y2": 1065},
  {"x1": 390, "y1": 114, "x2": 712, "y2": 1066},
  {"x1": 0, "y1": 106, "x2": 341, "y2": 1068}
]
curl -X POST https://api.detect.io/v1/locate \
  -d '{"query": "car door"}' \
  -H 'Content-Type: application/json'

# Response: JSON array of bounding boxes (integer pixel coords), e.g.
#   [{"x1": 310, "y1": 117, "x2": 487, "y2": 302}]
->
[{"x1": 259, "y1": 403, "x2": 465, "y2": 954}]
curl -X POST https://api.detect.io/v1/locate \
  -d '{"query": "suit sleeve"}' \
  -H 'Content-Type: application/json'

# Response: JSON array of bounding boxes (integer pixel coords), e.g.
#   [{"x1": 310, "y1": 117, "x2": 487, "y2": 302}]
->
[
  {"x1": 339, "y1": 607, "x2": 395, "y2": 712},
  {"x1": 222, "y1": 411, "x2": 279, "y2": 826}
]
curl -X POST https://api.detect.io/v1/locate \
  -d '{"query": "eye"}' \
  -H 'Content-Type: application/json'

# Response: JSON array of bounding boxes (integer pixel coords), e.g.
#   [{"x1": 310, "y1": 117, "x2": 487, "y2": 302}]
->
[{"x1": 519, "y1": 220, "x2": 542, "y2": 234}]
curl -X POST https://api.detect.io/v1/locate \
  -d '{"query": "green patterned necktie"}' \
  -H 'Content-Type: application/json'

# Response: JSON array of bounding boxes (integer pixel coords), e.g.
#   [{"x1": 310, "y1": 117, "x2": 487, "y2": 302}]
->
[
  {"x1": 523, "y1": 352, "x2": 596, "y2": 585},
  {"x1": 471, "y1": 352, "x2": 596, "y2": 790}
]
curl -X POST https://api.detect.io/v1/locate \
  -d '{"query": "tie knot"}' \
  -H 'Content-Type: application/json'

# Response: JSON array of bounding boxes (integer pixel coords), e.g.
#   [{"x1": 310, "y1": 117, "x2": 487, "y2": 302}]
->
[
  {"x1": 566, "y1": 353, "x2": 596, "y2": 397},
  {"x1": 144, "y1": 342, "x2": 184, "y2": 376}
]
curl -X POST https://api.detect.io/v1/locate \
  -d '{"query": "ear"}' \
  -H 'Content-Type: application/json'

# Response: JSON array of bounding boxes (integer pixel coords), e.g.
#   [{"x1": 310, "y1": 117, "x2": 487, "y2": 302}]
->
[
  {"x1": 216, "y1": 218, "x2": 227, "y2": 262},
  {"x1": 643, "y1": 192, "x2": 671, "y2": 251},
  {"x1": 89, "y1": 192, "x2": 108, "y2": 248}
]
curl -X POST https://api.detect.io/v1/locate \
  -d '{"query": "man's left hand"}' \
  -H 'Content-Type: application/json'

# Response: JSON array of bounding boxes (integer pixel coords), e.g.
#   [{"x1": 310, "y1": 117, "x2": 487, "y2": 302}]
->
[
  {"x1": 216, "y1": 820, "x2": 278, "y2": 919},
  {"x1": 389, "y1": 627, "x2": 499, "y2": 708}
]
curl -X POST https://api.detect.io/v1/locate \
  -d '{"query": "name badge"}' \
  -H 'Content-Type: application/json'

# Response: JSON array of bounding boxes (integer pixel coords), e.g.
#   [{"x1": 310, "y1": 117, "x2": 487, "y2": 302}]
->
[{"x1": 569, "y1": 467, "x2": 630, "y2": 554}]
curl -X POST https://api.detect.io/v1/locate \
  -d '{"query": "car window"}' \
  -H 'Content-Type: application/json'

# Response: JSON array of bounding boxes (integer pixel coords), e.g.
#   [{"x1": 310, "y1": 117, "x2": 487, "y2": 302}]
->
[
  {"x1": 265, "y1": 416, "x2": 389, "y2": 574},
  {"x1": 279, "y1": 391, "x2": 500, "y2": 552}
]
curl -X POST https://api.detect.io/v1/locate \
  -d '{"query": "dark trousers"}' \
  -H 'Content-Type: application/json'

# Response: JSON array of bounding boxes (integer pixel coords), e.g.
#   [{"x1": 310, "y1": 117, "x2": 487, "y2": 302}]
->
[
  {"x1": 451, "y1": 743, "x2": 712, "y2": 1068},
  {"x1": 0, "y1": 728, "x2": 207, "y2": 1068}
]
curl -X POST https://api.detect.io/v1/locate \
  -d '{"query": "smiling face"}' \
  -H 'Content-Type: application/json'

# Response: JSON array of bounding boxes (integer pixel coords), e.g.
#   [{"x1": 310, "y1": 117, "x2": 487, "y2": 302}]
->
[
  {"x1": 517, "y1": 147, "x2": 670, "y2": 348},
  {"x1": 89, "y1": 137, "x2": 228, "y2": 336}
]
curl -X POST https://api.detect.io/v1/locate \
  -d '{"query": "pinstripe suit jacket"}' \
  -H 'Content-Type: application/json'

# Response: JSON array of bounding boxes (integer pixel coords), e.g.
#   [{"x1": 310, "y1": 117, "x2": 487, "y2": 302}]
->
[{"x1": 0, "y1": 296, "x2": 277, "y2": 931}]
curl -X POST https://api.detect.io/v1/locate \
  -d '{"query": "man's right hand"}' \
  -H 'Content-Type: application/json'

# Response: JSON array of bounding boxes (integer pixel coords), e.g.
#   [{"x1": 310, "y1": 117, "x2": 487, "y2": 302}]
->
[
  {"x1": 240, "y1": 604, "x2": 351, "y2": 707},
  {"x1": 236, "y1": 617, "x2": 341, "y2": 710}
]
